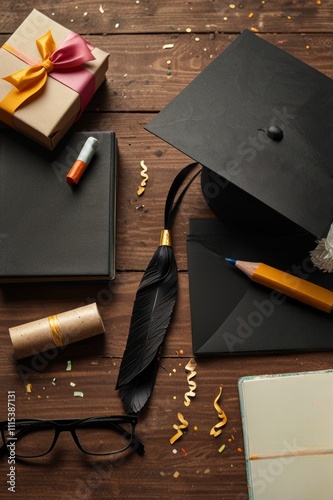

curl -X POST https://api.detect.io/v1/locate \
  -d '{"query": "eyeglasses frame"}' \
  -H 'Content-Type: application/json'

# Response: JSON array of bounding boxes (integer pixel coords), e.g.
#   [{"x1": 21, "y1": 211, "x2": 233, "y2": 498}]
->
[{"x1": 0, "y1": 415, "x2": 144, "y2": 458}]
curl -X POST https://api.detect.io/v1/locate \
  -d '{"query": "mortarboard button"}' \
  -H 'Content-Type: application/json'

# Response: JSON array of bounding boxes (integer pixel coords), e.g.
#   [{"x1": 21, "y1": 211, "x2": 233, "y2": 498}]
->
[
  {"x1": 146, "y1": 29, "x2": 333, "y2": 240},
  {"x1": 267, "y1": 125, "x2": 283, "y2": 141}
]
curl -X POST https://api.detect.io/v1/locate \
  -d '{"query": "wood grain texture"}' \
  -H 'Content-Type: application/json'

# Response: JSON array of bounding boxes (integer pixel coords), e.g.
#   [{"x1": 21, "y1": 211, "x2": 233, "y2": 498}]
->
[
  {"x1": 0, "y1": 1, "x2": 332, "y2": 34},
  {"x1": 1, "y1": 1, "x2": 333, "y2": 498}
]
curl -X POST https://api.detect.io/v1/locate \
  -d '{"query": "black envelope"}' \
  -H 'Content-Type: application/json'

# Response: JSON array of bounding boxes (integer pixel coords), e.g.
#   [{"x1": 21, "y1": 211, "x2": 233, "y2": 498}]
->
[
  {"x1": 146, "y1": 29, "x2": 333, "y2": 239},
  {"x1": 187, "y1": 219, "x2": 333, "y2": 356}
]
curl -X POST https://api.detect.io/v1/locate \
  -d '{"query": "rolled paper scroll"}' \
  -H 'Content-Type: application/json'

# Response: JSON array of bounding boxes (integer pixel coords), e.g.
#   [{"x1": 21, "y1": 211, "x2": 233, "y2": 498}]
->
[{"x1": 9, "y1": 303, "x2": 105, "y2": 359}]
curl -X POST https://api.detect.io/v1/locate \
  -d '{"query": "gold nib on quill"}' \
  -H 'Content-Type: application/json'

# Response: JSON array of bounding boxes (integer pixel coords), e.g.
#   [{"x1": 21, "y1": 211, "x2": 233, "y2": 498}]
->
[{"x1": 159, "y1": 229, "x2": 172, "y2": 247}]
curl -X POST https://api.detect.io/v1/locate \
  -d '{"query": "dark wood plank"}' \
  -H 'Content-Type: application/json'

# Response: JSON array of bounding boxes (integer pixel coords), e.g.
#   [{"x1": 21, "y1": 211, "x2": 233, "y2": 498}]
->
[
  {"x1": 0, "y1": 0, "x2": 332, "y2": 34},
  {"x1": 98, "y1": 33, "x2": 333, "y2": 112}
]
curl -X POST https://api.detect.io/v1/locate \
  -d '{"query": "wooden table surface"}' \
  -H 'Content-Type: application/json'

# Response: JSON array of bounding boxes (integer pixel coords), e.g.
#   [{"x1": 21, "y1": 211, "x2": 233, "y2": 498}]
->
[{"x1": 1, "y1": 1, "x2": 333, "y2": 499}]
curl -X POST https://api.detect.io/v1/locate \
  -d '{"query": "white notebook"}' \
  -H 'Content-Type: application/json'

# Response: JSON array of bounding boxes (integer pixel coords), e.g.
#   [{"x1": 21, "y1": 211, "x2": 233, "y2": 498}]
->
[{"x1": 238, "y1": 370, "x2": 333, "y2": 500}]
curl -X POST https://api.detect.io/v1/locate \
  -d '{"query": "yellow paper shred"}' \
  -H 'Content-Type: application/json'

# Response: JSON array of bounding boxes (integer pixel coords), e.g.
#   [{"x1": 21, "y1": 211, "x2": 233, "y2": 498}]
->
[
  {"x1": 184, "y1": 358, "x2": 197, "y2": 406},
  {"x1": 137, "y1": 160, "x2": 149, "y2": 196},
  {"x1": 170, "y1": 412, "x2": 188, "y2": 444},
  {"x1": 210, "y1": 385, "x2": 228, "y2": 437}
]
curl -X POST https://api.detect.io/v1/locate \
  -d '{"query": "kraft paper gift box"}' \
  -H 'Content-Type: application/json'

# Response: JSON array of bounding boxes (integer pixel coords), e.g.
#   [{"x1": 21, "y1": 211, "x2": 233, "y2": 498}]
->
[{"x1": 0, "y1": 9, "x2": 109, "y2": 149}]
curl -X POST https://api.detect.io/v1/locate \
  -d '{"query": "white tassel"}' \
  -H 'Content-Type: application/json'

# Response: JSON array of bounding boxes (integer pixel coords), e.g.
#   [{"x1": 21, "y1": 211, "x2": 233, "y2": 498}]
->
[{"x1": 310, "y1": 224, "x2": 333, "y2": 273}]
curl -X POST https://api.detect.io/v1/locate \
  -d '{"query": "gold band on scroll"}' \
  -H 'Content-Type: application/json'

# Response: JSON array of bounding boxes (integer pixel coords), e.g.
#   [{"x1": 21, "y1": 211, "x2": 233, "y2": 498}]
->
[{"x1": 48, "y1": 315, "x2": 63, "y2": 347}]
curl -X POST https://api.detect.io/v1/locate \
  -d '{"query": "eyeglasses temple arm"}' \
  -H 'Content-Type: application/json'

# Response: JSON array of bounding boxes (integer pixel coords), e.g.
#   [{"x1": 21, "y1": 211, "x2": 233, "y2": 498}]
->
[{"x1": 93, "y1": 421, "x2": 145, "y2": 456}]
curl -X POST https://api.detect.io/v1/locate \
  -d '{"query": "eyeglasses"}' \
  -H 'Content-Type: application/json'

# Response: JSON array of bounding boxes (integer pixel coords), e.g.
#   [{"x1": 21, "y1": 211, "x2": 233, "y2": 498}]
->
[{"x1": 0, "y1": 415, "x2": 144, "y2": 458}]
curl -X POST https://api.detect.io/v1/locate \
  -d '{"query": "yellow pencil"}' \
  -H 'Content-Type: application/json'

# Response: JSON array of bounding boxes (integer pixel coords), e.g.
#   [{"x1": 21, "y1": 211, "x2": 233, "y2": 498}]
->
[{"x1": 226, "y1": 258, "x2": 333, "y2": 313}]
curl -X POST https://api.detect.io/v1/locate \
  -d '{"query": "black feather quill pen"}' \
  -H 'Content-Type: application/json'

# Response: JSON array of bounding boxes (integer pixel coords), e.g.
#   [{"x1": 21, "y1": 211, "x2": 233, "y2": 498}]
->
[{"x1": 116, "y1": 162, "x2": 200, "y2": 414}]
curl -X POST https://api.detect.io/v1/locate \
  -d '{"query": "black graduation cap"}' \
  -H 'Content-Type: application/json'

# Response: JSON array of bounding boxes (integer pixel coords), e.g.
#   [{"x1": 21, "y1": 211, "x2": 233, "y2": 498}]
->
[{"x1": 146, "y1": 30, "x2": 333, "y2": 251}]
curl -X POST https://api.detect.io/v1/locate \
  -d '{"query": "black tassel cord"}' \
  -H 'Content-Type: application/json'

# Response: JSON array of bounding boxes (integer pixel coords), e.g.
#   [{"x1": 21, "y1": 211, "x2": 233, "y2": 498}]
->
[{"x1": 116, "y1": 162, "x2": 200, "y2": 414}]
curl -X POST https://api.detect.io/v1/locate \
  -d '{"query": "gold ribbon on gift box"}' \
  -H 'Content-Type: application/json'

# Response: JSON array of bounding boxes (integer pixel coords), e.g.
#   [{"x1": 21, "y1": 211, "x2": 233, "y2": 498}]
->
[{"x1": 0, "y1": 29, "x2": 96, "y2": 127}]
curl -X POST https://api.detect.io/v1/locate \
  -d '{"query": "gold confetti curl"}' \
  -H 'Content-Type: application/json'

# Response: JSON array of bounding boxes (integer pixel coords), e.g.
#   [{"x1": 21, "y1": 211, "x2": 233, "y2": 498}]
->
[
  {"x1": 170, "y1": 412, "x2": 188, "y2": 444},
  {"x1": 184, "y1": 358, "x2": 197, "y2": 406},
  {"x1": 137, "y1": 160, "x2": 149, "y2": 196},
  {"x1": 210, "y1": 385, "x2": 227, "y2": 437}
]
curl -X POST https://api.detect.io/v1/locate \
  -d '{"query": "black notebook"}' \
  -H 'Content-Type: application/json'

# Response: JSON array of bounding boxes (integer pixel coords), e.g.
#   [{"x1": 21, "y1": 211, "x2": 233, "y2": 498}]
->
[
  {"x1": 0, "y1": 130, "x2": 117, "y2": 282},
  {"x1": 187, "y1": 218, "x2": 333, "y2": 356}
]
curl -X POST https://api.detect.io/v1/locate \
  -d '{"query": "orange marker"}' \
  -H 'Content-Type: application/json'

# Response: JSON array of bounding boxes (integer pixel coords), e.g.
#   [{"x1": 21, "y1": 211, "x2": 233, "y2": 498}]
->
[{"x1": 66, "y1": 136, "x2": 99, "y2": 185}]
